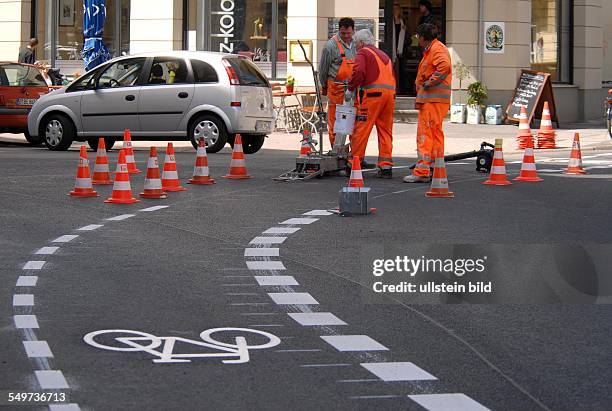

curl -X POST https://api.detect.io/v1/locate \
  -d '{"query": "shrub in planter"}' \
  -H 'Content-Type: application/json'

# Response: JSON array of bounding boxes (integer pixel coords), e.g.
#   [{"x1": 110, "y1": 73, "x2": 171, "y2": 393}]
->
[{"x1": 466, "y1": 81, "x2": 488, "y2": 124}]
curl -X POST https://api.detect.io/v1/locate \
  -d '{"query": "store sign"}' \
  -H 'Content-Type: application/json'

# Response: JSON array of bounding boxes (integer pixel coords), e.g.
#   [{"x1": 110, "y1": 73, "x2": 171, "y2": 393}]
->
[
  {"x1": 484, "y1": 22, "x2": 505, "y2": 54},
  {"x1": 212, "y1": 0, "x2": 236, "y2": 53}
]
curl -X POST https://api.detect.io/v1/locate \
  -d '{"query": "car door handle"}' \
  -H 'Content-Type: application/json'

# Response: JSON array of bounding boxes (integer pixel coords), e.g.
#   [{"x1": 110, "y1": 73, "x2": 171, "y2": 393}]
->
[
  {"x1": 178, "y1": 92, "x2": 189, "y2": 99},
  {"x1": 125, "y1": 95, "x2": 136, "y2": 101}
]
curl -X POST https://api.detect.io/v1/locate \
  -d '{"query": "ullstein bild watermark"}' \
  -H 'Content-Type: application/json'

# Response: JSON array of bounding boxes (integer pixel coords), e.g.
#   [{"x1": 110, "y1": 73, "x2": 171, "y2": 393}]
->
[{"x1": 371, "y1": 256, "x2": 492, "y2": 294}]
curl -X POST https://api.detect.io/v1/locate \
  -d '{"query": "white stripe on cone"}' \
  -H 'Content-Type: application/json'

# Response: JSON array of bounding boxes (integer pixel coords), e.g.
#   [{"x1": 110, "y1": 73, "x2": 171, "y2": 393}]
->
[
  {"x1": 162, "y1": 170, "x2": 179, "y2": 179},
  {"x1": 125, "y1": 155, "x2": 135, "y2": 163},
  {"x1": 111, "y1": 181, "x2": 132, "y2": 191},
  {"x1": 230, "y1": 159, "x2": 246, "y2": 167},
  {"x1": 75, "y1": 178, "x2": 93, "y2": 188},
  {"x1": 147, "y1": 158, "x2": 158, "y2": 168},
  {"x1": 351, "y1": 170, "x2": 363, "y2": 179},
  {"x1": 491, "y1": 166, "x2": 507, "y2": 174},
  {"x1": 94, "y1": 164, "x2": 109, "y2": 172},
  {"x1": 494, "y1": 150, "x2": 504, "y2": 159},
  {"x1": 194, "y1": 166, "x2": 210, "y2": 175},
  {"x1": 144, "y1": 179, "x2": 162, "y2": 190},
  {"x1": 521, "y1": 163, "x2": 537, "y2": 171}
]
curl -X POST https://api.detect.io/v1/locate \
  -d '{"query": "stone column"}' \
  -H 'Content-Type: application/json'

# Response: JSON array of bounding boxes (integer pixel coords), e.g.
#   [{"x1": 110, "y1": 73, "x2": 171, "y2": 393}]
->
[
  {"x1": 0, "y1": 0, "x2": 31, "y2": 61},
  {"x1": 130, "y1": 0, "x2": 183, "y2": 54}
]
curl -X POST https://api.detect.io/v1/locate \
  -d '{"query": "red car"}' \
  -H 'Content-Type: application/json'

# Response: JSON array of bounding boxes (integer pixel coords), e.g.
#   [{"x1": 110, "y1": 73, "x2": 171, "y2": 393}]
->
[{"x1": 0, "y1": 62, "x2": 55, "y2": 145}]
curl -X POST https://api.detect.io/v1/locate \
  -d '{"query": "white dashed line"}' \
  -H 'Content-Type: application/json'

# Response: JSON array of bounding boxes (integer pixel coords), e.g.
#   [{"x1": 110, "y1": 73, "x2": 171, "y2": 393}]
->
[
  {"x1": 361, "y1": 362, "x2": 438, "y2": 381},
  {"x1": 302, "y1": 210, "x2": 334, "y2": 216},
  {"x1": 250, "y1": 237, "x2": 287, "y2": 245},
  {"x1": 35, "y1": 247, "x2": 59, "y2": 255},
  {"x1": 23, "y1": 341, "x2": 54, "y2": 358},
  {"x1": 321, "y1": 335, "x2": 389, "y2": 352},
  {"x1": 246, "y1": 261, "x2": 286, "y2": 271},
  {"x1": 279, "y1": 218, "x2": 319, "y2": 225},
  {"x1": 23, "y1": 261, "x2": 45, "y2": 270},
  {"x1": 244, "y1": 248, "x2": 280, "y2": 257},
  {"x1": 255, "y1": 276, "x2": 299, "y2": 286},
  {"x1": 139, "y1": 205, "x2": 170, "y2": 212},
  {"x1": 263, "y1": 227, "x2": 301, "y2": 234},
  {"x1": 35, "y1": 370, "x2": 70, "y2": 389},
  {"x1": 77, "y1": 224, "x2": 103, "y2": 231},
  {"x1": 52, "y1": 234, "x2": 79, "y2": 243},
  {"x1": 106, "y1": 214, "x2": 136, "y2": 221},
  {"x1": 288, "y1": 312, "x2": 347, "y2": 326},
  {"x1": 408, "y1": 393, "x2": 491, "y2": 411},
  {"x1": 49, "y1": 404, "x2": 82, "y2": 411},
  {"x1": 16, "y1": 276, "x2": 38, "y2": 287},
  {"x1": 268, "y1": 292, "x2": 319, "y2": 305},
  {"x1": 14, "y1": 315, "x2": 39, "y2": 329},
  {"x1": 13, "y1": 294, "x2": 34, "y2": 306}
]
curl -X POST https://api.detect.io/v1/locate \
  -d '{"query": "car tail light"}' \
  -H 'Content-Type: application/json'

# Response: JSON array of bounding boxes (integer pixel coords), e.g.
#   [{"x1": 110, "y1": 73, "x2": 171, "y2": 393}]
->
[
  {"x1": 222, "y1": 59, "x2": 240, "y2": 86},
  {"x1": 230, "y1": 101, "x2": 241, "y2": 107}
]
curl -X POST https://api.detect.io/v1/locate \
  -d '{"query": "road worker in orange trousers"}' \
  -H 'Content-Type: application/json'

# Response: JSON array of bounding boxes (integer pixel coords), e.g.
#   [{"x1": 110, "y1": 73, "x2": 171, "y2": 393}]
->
[
  {"x1": 404, "y1": 23, "x2": 452, "y2": 183},
  {"x1": 319, "y1": 17, "x2": 356, "y2": 147},
  {"x1": 348, "y1": 29, "x2": 396, "y2": 178}
]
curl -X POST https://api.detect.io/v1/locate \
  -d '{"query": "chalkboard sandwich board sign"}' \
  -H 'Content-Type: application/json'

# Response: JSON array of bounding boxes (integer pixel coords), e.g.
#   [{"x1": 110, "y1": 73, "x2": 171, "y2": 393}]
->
[{"x1": 506, "y1": 69, "x2": 559, "y2": 127}]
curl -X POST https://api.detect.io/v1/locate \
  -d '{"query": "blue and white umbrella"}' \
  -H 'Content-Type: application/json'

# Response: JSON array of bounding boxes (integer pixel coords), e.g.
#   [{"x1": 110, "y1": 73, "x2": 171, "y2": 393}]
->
[{"x1": 82, "y1": 0, "x2": 111, "y2": 71}]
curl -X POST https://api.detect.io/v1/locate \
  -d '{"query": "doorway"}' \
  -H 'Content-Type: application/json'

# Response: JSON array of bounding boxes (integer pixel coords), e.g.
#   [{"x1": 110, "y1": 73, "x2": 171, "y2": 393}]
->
[{"x1": 379, "y1": 0, "x2": 446, "y2": 96}]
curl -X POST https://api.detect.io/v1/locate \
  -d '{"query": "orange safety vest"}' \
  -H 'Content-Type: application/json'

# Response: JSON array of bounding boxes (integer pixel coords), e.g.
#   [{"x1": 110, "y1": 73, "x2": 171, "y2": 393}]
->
[
  {"x1": 415, "y1": 39, "x2": 452, "y2": 104},
  {"x1": 327, "y1": 36, "x2": 355, "y2": 104},
  {"x1": 361, "y1": 47, "x2": 396, "y2": 92}
]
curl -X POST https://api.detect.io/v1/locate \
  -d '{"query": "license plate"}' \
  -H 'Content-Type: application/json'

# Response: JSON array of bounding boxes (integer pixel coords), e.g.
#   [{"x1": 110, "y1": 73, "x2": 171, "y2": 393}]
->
[
  {"x1": 16, "y1": 98, "x2": 37, "y2": 106},
  {"x1": 255, "y1": 120, "x2": 272, "y2": 132}
]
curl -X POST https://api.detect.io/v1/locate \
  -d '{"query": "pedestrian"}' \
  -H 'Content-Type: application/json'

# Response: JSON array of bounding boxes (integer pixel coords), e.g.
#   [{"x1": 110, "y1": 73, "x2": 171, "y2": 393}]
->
[
  {"x1": 392, "y1": 3, "x2": 409, "y2": 95},
  {"x1": 18, "y1": 38, "x2": 38, "y2": 65},
  {"x1": 418, "y1": 0, "x2": 437, "y2": 27},
  {"x1": 318, "y1": 17, "x2": 356, "y2": 148},
  {"x1": 348, "y1": 29, "x2": 396, "y2": 178},
  {"x1": 403, "y1": 23, "x2": 452, "y2": 183}
]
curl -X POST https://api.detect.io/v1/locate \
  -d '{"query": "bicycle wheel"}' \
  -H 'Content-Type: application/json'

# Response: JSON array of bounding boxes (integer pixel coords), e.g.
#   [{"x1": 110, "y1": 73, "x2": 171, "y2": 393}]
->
[
  {"x1": 83, "y1": 329, "x2": 161, "y2": 352},
  {"x1": 200, "y1": 328, "x2": 281, "y2": 350}
]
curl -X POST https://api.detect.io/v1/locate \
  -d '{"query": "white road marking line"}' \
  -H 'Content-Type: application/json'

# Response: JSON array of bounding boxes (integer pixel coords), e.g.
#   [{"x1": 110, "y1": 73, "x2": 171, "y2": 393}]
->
[
  {"x1": 288, "y1": 312, "x2": 347, "y2": 326},
  {"x1": 408, "y1": 393, "x2": 490, "y2": 411},
  {"x1": 49, "y1": 404, "x2": 82, "y2": 411},
  {"x1": 279, "y1": 218, "x2": 319, "y2": 225},
  {"x1": 23, "y1": 341, "x2": 54, "y2": 358},
  {"x1": 301, "y1": 363, "x2": 352, "y2": 368},
  {"x1": 23, "y1": 261, "x2": 45, "y2": 270},
  {"x1": 321, "y1": 335, "x2": 389, "y2": 352},
  {"x1": 14, "y1": 315, "x2": 39, "y2": 328},
  {"x1": 263, "y1": 227, "x2": 301, "y2": 234},
  {"x1": 16, "y1": 276, "x2": 38, "y2": 287},
  {"x1": 13, "y1": 294, "x2": 34, "y2": 306},
  {"x1": 268, "y1": 292, "x2": 319, "y2": 305},
  {"x1": 106, "y1": 214, "x2": 136, "y2": 221},
  {"x1": 246, "y1": 261, "x2": 286, "y2": 270},
  {"x1": 361, "y1": 362, "x2": 437, "y2": 381},
  {"x1": 244, "y1": 248, "x2": 280, "y2": 257},
  {"x1": 52, "y1": 235, "x2": 79, "y2": 243},
  {"x1": 35, "y1": 246, "x2": 59, "y2": 255},
  {"x1": 303, "y1": 210, "x2": 334, "y2": 216},
  {"x1": 35, "y1": 370, "x2": 70, "y2": 389},
  {"x1": 140, "y1": 205, "x2": 170, "y2": 212},
  {"x1": 338, "y1": 379, "x2": 380, "y2": 383},
  {"x1": 250, "y1": 236, "x2": 287, "y2": 245},
  {"x1": 350, "y1": 395, "x2": 402, "y2": 400},
  {"x1": 255, "y1": 276, "x2": 298, "y2": 286},
  {"x1": 77, "y1": 224, "x2": 103, "y2": 231},
  {"x1": 275, "y1": 349, "x2": 322, "y2": 352}
]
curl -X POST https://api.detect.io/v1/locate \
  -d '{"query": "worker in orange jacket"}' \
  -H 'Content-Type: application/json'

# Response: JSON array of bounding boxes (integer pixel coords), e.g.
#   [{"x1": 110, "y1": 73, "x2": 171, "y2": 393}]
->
[
  {"x1": 403, "y1": 23, "x2": 452, "y2": 183},
  {"x1": 348, "y1": 29, "x2": 396, "y2": 178}
]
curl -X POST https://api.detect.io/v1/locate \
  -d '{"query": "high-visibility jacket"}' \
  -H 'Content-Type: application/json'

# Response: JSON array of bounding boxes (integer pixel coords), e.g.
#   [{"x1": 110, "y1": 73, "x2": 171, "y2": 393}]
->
[
  {"x1": 360, "y1": 47, "x2": 396, "y2": 92},
  {"x1": 415, "y1": 39, "x2": 452, "y2": 105}
]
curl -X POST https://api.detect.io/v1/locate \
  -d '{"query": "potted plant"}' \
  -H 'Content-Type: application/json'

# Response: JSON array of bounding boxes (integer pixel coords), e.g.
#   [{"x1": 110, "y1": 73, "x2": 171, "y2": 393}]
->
[
  {"x1": 451, "y1": 61, "x2": 470, "y2": 123},
  {"x1": 286, "y1": 75, "x2": 295, "y2": 93},
  {"x1": 466, "y1": 81, "x2": 488, "y2": 124}
]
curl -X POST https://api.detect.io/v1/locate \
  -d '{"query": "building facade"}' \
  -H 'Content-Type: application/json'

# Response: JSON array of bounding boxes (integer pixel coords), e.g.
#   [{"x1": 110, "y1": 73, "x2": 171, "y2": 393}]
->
[{"x1": 0, "y1": 0, "x2": 609, "y2": 122}]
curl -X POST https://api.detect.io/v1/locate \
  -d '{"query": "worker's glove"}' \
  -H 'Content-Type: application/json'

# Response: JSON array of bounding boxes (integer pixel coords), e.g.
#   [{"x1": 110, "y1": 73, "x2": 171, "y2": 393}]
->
[{"x1": 422, "y1": 80, "x2": 432, "y2": 90}]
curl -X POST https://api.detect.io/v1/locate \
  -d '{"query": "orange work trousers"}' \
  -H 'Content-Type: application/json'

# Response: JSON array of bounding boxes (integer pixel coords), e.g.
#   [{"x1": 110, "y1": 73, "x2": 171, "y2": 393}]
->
[
  {"x1": 413, "y1": 102, "x2": 450, "y2": 177},
  {"x1": 351, "y1": 89, "x2": 395, "y2": 167},
  {"x1": 326, "y1": 79, "x2": 347, "y2": 146}
]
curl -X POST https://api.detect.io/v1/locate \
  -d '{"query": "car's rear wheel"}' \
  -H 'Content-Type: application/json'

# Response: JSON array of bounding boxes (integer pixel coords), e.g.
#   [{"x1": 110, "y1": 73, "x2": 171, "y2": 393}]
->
[
  {"x1": 43, "y1": 114, "x2": 75, "y2": 151},
  {"x1": 189, "y1": 114, "x2": 227, "y2": 153},
  {"x1": 228, "y1": 134, "x2": 266, "y2": 154},
  {"x1": 87, "y1": 137, "x2": 115, "y2": 151},
  {"x1": 24, "y1": 130, "x2": 44, "y2": 146}
]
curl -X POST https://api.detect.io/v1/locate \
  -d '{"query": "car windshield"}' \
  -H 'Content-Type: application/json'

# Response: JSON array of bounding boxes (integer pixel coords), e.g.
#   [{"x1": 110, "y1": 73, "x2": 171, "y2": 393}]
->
[
  {"x1": 0, "y1": 64, "x2": 47, "y2": 87},
  {"x1": 224, "y1": 58, "x2": 269, "y2": 87}
]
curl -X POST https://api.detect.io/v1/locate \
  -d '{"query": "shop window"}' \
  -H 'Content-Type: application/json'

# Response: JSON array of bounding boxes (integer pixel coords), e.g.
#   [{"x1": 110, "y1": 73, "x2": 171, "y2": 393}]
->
[{"x1": 531, "y1": 0, "x2": 572, "y2": 83}]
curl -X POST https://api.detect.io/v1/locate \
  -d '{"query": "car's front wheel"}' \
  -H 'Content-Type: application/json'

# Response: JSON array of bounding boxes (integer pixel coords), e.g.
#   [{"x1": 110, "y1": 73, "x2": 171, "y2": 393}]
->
[
  {"x1": 87, "y1": 137, "x2": 115, "y2": 151},
  {"x1": 24, "y1": 130, "x2": 44, "y2": 146},
  {"x1": 42, "y1": 114, "x2": 75, "y2": 151},
  {"x1": 189, "y1": 114, "x2": 228, "y2": 153}
]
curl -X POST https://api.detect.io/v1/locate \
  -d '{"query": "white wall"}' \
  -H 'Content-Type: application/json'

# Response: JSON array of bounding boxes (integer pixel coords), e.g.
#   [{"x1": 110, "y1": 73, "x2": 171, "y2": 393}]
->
[{"x1": 0, "y1": 0, "x2": 30, "y2": 62}]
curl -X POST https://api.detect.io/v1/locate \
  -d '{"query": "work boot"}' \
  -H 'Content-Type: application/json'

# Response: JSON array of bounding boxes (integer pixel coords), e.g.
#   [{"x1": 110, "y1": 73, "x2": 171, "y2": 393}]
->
[
  {"x1": 376, "y1": 166, "x2": 393, "y2": 179},
  {"x1": 402, "y1": 174, "x2": 431, "y2": 183},
  {"x1": 360, "y1": 160, "x2": 376, "y2": 170}
]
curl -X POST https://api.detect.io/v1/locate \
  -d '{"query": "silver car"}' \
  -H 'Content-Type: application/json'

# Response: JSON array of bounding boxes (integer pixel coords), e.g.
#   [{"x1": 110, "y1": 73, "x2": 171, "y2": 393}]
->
[{"x1": 27, "y1": 51, "x2": 274, "y2": 153}]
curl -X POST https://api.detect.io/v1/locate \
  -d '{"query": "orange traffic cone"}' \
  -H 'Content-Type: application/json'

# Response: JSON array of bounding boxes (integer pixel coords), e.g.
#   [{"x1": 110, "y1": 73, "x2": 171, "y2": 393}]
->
[
  {"x1": 105, "y1": 150, "x2": 139, "y2": 204},
  {"x1": 223, "y1": 134, "x2": 252, "y2": 179},
  {"x1": 162, "y1": 142, "x2": 187, "y2": 192},
  {"x1": 516, "y1": 106, "x2": 532, "y2": 150},
  {"x1": 140, "y1": 147, "x2": 167, "y2": 199},
  {"x1": 69, "y1": 146, "x2": 99, "y2": 197},
  {"x1": 564, "y1": 133, "x2": 587, "y2": 175},
  {"x1": 426, "y1": 151, "x2": 454, "y2": 198},
  {"x1": 92, "y1": 138, "x2": 113, "y2": 185},
  {"x1": 122, "y1": 129, "x2": 141, "y2": 174},
  {"x1": 348, "y1": 156, "x2": 364, "y2": 188},
  {"x1": 537, "y1": 102, "x2": 556, "y2": 149},
  {"x1": 299, "y1": 130, "x2": 312, "y2": 157},
  {"x1": 189, "y1": 138, "x2": 215, "y2": 185},
  {"x1": 484, "y1": 138, "x2": 512, "y2": 186},
  {"x1": 514, "y1": 136, "x2": 543, "y2": 182}
]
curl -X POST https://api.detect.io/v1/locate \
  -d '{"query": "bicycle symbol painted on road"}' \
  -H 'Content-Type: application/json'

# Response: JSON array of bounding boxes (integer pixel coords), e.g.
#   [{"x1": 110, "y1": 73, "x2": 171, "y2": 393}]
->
[{"x1": 83, "y1": 328, "x2": 281, "y2": 364}]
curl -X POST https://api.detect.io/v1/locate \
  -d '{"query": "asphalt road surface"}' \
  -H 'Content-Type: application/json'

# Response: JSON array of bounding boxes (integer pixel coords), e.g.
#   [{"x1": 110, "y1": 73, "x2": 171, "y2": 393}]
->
[{"x1": 1, "y1": 139, "x2": 611, "y2": 411}]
